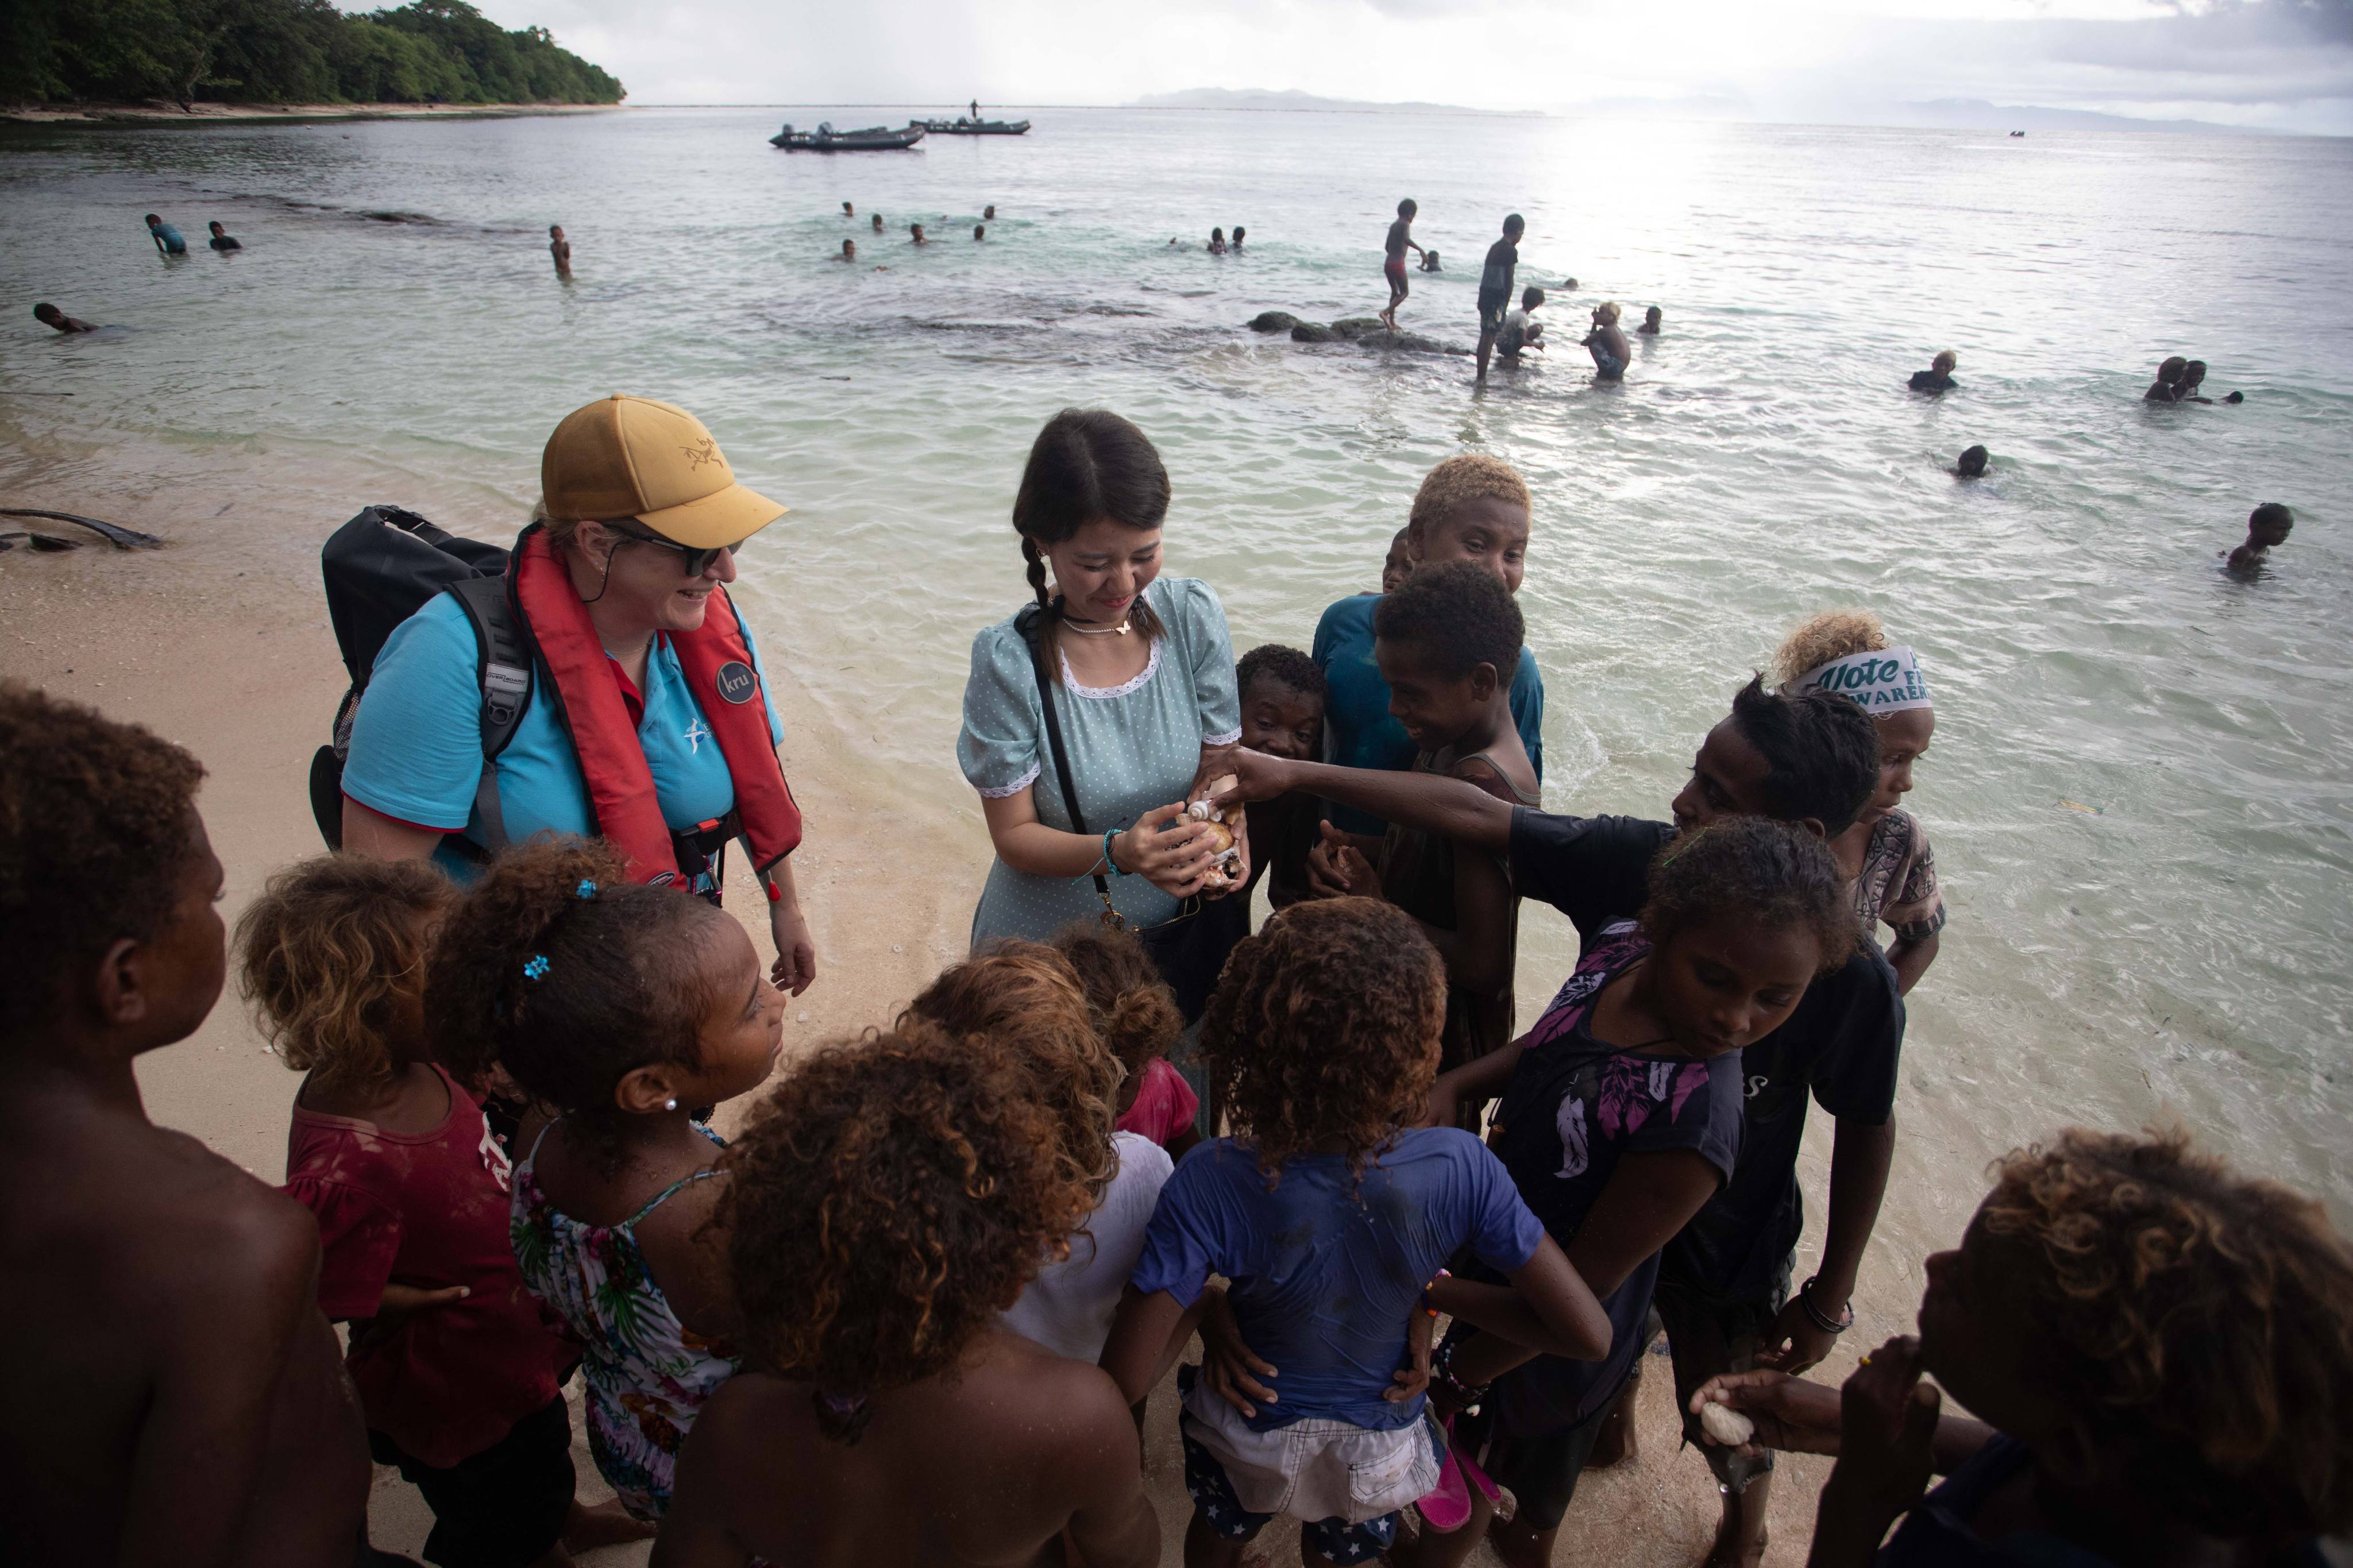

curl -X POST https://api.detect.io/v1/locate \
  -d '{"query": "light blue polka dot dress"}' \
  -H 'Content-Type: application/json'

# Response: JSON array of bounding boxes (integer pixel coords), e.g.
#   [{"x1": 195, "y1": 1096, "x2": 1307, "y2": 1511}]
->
[{"x1": 959, "y1": 576, "x2": 1241, "y2": 947}]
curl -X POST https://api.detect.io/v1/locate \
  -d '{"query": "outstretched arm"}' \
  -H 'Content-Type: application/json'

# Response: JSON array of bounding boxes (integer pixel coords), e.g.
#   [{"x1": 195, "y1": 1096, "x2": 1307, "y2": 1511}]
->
[
  {"x1": 1212, "y1": 751, "x2": 1515, "y2": 854},
  {"x1": 1760, "y1": 1114, "x2": 1896, "y2": 1374},
  {"x1": 1099, "y1": 1285, "x2": 1193, "y2": 1408}
]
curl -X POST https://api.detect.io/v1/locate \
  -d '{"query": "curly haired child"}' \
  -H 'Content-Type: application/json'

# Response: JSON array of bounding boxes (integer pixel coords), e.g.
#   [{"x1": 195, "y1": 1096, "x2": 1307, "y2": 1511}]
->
[
  {"x1": 1413, "y1": 816, "x2": 1854, "y2": 1568},
  {"x1": 0, "y1": 684, "x2": 381, "y2": 1566},
  {"x1": 651, "y1": 1026, "x2": 1159, "y2": 1567},
  {"x1": 241, "y1": 855, "x2": 646, "y2": 1566},
  {"x1": 1101, "y1": 897, "x2": 1609, "y2": 1568},
  {"x1": 428, "y1": 839, "x2": 785, "y2": 1522},
  {"x1": 1047, "y1": 920, "x2": 1201, "y2": 1158},
  {"x1": 1775, "y1": 608, "x2": 1946, "y2": 993},
  {"x1": 1695, "y1": 1126, "x2": 2353, "y2": 1566},
  {"x1": 902, "y1": 940, "x2": 1177, "y2": 1363}
]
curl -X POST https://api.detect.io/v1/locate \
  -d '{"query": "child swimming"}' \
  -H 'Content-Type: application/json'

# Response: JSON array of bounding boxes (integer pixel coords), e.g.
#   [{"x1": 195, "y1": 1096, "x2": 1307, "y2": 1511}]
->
[
  {"x1": 905, "y1": 941, "x2": 1175, "y2": 1361},
  {"x1": 1694, "y1": 1126, "x2": 2353, "y2": 1565},
  {"x1": 653, "y1": 1025, "x2": 1159, "y2": 1565},
  {"x1": 429, "y1": 839, "x2": 785, "y2": 1521},
  {"x1": 1101, "y1": 897, "x2": 1610, "y2": 1567},
  {"x1": 1414, "y1": 816, "x2": 1856, "y2": 1568},
  {"x1": 241, "y1": 853, "x2": 646, "y2": 1563}
]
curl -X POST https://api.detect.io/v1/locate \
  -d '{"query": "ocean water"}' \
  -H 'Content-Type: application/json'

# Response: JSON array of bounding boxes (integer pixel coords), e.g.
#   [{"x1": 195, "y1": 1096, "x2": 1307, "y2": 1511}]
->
[{"x1": 3, "y1": 107, "x2": 2349, "y2": 1248}]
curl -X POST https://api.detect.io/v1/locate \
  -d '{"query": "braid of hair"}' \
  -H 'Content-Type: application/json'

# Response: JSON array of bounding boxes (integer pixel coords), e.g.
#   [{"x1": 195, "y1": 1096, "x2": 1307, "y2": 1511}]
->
[{"x1": 1021, "y1": 535, "x2": 1053, "y2": 611}]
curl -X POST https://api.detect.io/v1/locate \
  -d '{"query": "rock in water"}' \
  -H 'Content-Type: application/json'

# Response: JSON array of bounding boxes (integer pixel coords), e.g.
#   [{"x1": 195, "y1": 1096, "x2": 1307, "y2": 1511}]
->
[
  {"x1": 1290, "y1": 323, "x2": 1340, "y2": 343},
  {"x1": 1329, "y1": 316, "x2": 1387, "y2": 339},
  {"x1": 1698, "y1": 1402, "x2": 1754, "y2": 1447},
  {"x1": 1249, "y1": 311, "x2": 1302, "y2": 333},
  {"x1": 1358, "y1": 330, "x2": 1455, "y2": 354}
]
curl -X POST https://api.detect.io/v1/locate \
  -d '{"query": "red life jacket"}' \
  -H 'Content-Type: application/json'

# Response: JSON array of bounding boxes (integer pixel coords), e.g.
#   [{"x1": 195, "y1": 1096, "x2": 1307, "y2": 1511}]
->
[{"x1": 509, "y1": 524, "x2": 803, "y2": 886}]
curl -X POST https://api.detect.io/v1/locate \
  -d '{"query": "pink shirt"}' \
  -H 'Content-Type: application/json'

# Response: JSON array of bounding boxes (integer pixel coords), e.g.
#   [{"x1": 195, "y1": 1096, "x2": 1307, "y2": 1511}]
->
[
  {"x1": 1113, "y1": 1057, "x2": 1199, "y2": 1148},
  {"x1": 283, "y1": 1067, "x2": 572, "y2": 1466}
]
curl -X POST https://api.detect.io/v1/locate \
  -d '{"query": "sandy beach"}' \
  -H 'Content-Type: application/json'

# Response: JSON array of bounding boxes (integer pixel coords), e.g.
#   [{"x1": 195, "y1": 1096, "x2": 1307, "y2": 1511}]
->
[{"x1": 0, "y1": 464, "x2": 1874, "y2": 1563}]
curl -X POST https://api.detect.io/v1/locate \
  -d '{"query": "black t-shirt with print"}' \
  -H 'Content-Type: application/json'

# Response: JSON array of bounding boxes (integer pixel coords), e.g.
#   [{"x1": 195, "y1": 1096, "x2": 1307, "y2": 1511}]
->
[{"x1": 1507, "y1": 806, "x2": 1907, "y2": 1303}]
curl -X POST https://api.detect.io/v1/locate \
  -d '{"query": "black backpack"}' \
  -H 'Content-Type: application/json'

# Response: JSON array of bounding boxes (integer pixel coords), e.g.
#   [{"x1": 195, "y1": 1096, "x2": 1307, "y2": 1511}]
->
[{"x1": 309, "y1": 505, "x2": 533, "y2": 858}]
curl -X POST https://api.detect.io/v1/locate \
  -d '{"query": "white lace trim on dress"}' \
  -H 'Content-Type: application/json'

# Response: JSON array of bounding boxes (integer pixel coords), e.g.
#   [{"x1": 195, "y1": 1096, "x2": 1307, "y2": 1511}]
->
[
  {"x1": 976, "y1": 762, "x2": 1042, "y2": 800},
  {"x1": 1059, "y1": 638, "x2": 1163, "y2": 701},
  {"x1": 1203, "y1": 728, "x2": 1242, "y2": 747}
]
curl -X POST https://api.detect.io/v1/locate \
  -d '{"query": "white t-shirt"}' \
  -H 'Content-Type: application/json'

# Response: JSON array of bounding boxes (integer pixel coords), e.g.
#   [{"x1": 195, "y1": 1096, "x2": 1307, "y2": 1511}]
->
[{"x1": 1001, "y1": 1131, "x2": 1174, "y2": 1362}]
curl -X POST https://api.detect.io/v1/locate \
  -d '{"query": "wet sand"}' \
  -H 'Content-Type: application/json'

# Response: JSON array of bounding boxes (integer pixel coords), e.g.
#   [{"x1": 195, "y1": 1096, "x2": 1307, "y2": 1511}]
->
[{"x1": 0, "y1": 477, "x2": 1858, "y2": 1565}]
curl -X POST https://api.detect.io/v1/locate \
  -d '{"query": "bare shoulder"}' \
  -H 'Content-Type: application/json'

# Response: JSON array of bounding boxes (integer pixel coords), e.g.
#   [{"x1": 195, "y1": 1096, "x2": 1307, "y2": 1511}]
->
[{"x1": 982, "y1": 1332, "x2": 1137, "y2": 1451}]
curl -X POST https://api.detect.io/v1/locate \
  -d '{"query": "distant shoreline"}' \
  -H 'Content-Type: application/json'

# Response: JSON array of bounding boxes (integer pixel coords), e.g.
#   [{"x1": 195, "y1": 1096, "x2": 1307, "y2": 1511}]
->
[{"x1": 1, "y1": 102, "x2": 626, "y2": 128}]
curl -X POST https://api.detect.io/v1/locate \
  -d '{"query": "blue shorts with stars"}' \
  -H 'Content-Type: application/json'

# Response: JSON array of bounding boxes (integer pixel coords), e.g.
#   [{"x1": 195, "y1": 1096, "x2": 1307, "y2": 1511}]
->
[{"x1": 1178, "y1": 1418, "x2": 1400, "y2": 1565}]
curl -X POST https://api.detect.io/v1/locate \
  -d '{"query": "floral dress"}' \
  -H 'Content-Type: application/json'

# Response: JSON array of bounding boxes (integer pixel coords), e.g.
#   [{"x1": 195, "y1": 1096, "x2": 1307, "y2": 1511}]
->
[{"x1": 511, "y1": 1122, "x2": 736, "y2": 1520}]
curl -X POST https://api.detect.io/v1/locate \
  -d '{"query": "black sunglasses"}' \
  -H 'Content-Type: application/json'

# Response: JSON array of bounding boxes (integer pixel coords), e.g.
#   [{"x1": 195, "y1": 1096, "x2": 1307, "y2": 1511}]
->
[{"x1": 603, "y1": 520, "x2": 747, "y2": 578}]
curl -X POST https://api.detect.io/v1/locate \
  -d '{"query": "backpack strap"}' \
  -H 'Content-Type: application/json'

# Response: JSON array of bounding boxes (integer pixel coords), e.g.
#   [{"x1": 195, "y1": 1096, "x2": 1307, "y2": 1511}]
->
[{"x1": 446, "y1": 574, "x2": 534, "y2": 856}]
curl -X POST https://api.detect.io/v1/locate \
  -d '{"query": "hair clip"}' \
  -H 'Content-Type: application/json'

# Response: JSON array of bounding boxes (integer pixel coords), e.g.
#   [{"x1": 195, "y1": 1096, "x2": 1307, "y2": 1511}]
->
[
  {"x1": 576, "y1": 879, "x2": 598, "y2": 899},
  {"x1": 523, "y1": 954, "x2": 550, "y2": 981}
]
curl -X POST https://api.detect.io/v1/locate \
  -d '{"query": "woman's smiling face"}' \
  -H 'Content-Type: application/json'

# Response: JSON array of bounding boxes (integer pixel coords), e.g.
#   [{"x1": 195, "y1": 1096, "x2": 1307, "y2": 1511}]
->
[{"x1": 1044, "y1": 517, "x2": 1163, "y2": 624}]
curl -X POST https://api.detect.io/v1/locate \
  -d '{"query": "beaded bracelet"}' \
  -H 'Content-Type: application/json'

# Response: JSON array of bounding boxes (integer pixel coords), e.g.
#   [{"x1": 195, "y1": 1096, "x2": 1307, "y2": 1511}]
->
[
  {"x1": 1430, "y1": 1339, "x2": 1492, "y2": 1410},
  {"x1": 1102, "y1": 828, "x2": 1129, "y2": 876},
  {"x1": 1799, "y1": 1275, "x2": 1855, "y2": 1334}
]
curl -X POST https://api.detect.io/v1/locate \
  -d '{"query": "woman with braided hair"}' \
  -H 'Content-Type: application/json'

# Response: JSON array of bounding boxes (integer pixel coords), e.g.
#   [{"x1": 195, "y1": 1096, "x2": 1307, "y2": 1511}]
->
[{"x1": 957, "y1": 407, "x2": 1244, "y2": 1018}]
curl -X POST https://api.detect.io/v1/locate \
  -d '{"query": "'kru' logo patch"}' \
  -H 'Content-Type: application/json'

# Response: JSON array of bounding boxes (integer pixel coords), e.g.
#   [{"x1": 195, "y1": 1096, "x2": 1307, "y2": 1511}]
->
[{"x1": 715, "y1": 661, "x2": 759, "y2": 705}]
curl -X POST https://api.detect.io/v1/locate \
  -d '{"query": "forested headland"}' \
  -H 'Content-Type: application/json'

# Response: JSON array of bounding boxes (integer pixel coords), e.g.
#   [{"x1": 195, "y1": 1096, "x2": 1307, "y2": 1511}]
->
[{"x1": 2, "y1": 0, "x2": 624, "y2": 110}]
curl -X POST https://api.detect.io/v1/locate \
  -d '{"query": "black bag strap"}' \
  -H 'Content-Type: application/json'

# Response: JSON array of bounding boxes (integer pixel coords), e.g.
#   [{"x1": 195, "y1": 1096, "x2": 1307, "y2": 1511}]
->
[
  {"x1": 446, "y1": 573, "x2": 535, "y2": 856},
  {"x1": 1016, "y1": 604, "x2": 1123, "y2": 928}
]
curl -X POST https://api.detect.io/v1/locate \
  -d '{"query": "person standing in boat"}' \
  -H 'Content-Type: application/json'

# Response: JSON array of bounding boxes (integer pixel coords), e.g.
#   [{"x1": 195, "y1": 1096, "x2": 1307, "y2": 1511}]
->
[
  {"x1": 957, "y1": 408, "x2": 1243, "y2": 1022},
  {"x1": 341, "y1": 395, "x2": 817, "y2": 995}
]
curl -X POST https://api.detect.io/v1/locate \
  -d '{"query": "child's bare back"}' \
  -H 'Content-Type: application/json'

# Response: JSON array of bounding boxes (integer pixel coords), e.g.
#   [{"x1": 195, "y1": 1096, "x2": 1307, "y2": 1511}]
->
[
  {"x1": 661, "y1": 1326, "x2": 1146, "y2": 1566},
  {"x1": 0, "y1": 1113, "x2": 372, "y2": 1567}
]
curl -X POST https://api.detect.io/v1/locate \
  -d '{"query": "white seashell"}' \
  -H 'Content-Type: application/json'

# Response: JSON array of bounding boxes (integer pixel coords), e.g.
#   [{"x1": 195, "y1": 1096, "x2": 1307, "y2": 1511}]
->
[{"x1": 1698, "y1": 1402, "x2": 1754, "y2": 1447}]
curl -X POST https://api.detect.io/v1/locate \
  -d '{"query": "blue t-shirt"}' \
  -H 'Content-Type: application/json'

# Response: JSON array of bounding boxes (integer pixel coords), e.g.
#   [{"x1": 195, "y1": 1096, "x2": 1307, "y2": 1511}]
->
[
  {"x1": 1310, "y1": 592, "x2": 1544, "y2": 836},
  {"x1": 342, "y1": 591, "x2": 784, "y2": 883},
  {"x1": 150, "y1": 223, "x2": 187, "y2": 254},
  {"x1": 1131, "y1": 1127, "x2": 1545, "y2": 1434},
  {"x1": 1483, "y1": 925, "x2": 1745, "y2": 1436}
]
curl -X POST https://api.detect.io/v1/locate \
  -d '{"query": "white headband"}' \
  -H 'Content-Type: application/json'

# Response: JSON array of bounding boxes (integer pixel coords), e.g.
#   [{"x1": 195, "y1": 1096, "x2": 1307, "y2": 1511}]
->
[{"x1": 1787, "y1": 645, "x2": 1932, "y2": 713}]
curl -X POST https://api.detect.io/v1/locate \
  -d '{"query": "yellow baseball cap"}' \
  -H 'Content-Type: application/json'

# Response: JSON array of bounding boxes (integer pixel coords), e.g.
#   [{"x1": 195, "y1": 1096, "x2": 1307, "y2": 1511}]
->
[{"x1": 541, "y1": 395, "x2": 788, "y2": 549}]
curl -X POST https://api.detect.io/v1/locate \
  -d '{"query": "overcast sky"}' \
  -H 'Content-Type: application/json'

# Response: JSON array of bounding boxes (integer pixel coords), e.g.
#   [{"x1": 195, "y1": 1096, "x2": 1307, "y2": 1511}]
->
[{"x1": 499, "y1": 0, "x2": 2351, "y2": 134}]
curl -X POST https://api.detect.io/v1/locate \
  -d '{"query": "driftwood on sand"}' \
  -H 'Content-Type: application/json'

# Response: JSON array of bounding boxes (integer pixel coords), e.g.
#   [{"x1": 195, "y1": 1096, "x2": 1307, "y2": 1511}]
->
[{"x1": 0, "y1": 508, "x2": 164, "y2": 549}]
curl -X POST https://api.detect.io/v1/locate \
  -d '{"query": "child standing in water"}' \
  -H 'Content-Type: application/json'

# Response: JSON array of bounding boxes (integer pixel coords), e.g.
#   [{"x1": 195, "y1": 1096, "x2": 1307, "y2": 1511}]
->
[
  {"x1": 429, "y1": 841, "x2": 785, "y2": 1521},
  {"x1": 2225, "y1": 501, "x2": 2294, "y2": 577},
  {"x1": 1102, "y1": 898, "x2": 1610, "y2": 1568},
  {"x1": 1313, "y1": 562, "x2": 1538, "y2": 1114},
  {"x1": 1695, "y1": 1127, "x2": 2353, "y2": 1566},
  {"x1": 905, "y1": 941, "x2": 1177, "y2": 1361},
  {"x1": 1049, "y1": 921, "x2": 1202, "y2": 1157},
  {"x1": 1381, "y1": 198, "x2": 1425, "y2": 329},
  {"x1": 1776, "y1": 610, "x2": 1947, "y2": 993},
  {"x1": 651, "y1": 1026, "x2": 1160, "y2": 1566},
  {"x1": 1410, "y1": 817, "x2": 1854, "y2": 1568},
  {"x1": 241, "y1": 855, "x2": 647, "y2": 1565}
]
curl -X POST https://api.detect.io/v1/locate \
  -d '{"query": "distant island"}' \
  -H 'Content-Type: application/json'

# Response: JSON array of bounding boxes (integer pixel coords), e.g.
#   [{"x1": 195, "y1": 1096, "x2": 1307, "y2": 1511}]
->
[
  {"x1": 1132, "y1": 87, "x2": 1538, "y2": 117},
  {"x1": 2, "y1": 0, "x2": 623, "y2": 111}
]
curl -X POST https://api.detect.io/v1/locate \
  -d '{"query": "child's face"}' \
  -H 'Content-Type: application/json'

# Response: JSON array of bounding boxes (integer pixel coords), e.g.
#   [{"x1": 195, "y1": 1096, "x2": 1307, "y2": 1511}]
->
[
  {"x1": 1916, "y1": 1213, "x2": 2059, "y2": 1446},
  {"x1": 1240, "y1": 677, "x2": 1322, "y2": 761},
  {"x1": 1647, "y1": 913, "x2": 1819, "y2": 1057},
  {"x1": 2253, "y1": 518, "x2": 2292, "y2": 547},
  {"x1": 1382, "y1": 535, "x2": 1414, "y2": 594},
  {"x1": 1668, "y1": 716, "x2": 1779, "y2": 832},
  {"x1": 1863, "y1": 708, "x2": 1934, "y2": 823},
  {"x1": 672, "y1": 919, "x2": 786, "y2": 1106},
  {"x1": 1376, "y1": 636, "x2": 1495, "y2": 752},
  {"x1": 1413, "y1": 499, "x2": 1530, "y2": 594}
]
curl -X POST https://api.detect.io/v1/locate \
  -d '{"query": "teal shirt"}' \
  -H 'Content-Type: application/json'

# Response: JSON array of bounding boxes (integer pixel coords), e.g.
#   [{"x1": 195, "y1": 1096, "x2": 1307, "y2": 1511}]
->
[
  {"x1": 959, "y1": 576, "x2": 1240, "y2": 944},
  {"x1": 1310, "y1": 592, "x2": 1544, "y2": 836}
]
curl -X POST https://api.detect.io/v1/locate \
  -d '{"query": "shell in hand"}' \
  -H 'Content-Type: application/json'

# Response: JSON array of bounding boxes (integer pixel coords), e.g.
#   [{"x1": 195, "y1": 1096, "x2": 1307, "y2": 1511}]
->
[{"x1": 1698, "y1": 1401, "x2": 1755, "y2": 1447}]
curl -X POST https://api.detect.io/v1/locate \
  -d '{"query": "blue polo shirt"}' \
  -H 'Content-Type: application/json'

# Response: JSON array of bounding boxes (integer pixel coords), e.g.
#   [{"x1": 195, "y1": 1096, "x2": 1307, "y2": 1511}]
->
[
  {"x1": 150, "y1": 222, "x2": 187, "y2": 254},
  {"x1": 1310, "y1": 592, "x2": 1545, "y2": 836},
  {"x1": 342, "y1": 591, "x2": 784, "y2": 882}
]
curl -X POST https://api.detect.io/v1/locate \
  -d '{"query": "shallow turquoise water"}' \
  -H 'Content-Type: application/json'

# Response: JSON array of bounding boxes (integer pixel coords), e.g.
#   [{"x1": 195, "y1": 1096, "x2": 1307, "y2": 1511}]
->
[{"x1": 3, "y1": 107, "x2": 2348, "y2": 1238}]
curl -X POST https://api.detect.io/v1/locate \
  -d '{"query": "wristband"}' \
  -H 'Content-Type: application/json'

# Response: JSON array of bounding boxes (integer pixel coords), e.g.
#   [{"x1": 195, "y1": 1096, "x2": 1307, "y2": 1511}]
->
[
  {"x1": 1430, "y1": 1340, "x2": 1492, "y2": 1411},
  {"x1": 1799, "y1": 1275, "x2": 1854, "y2": 1334},
  {"x1": 1420, "y1": 1267, "x2": 1450, "y2": 1319},
  {"x1": 1102, "y1": 829, "x2": 1130, "y2": 877}
]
